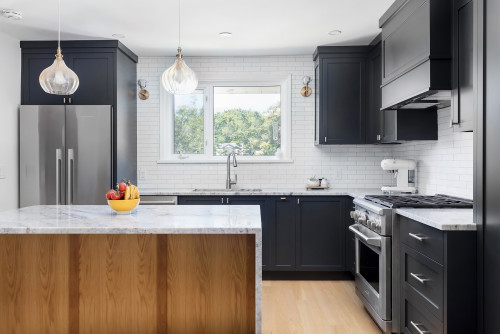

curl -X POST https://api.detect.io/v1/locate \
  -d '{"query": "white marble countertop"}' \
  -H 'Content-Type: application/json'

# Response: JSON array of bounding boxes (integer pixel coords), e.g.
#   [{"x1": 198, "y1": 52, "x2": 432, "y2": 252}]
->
[
  {"x1": 395, "y1": 208, "x2": 476, "y2": 231},
  {"x1": 0, "y1": 205, "x2": 262, "y2": 234},
  {"x1": 140, "y1": 187, "x2": 384, "y2": 198}
]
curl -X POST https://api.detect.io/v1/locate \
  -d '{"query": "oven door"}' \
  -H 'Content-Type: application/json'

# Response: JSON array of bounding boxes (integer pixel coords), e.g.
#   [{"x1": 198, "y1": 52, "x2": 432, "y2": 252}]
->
[{"x1": 349, "y1": 223, "x2": 392, "y2": 323}]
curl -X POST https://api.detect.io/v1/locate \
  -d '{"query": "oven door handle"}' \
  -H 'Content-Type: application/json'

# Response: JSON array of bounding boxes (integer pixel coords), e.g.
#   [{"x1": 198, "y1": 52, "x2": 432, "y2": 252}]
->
[{"x1": 349, "y1": 224, "x2": 382, "y2": 248}]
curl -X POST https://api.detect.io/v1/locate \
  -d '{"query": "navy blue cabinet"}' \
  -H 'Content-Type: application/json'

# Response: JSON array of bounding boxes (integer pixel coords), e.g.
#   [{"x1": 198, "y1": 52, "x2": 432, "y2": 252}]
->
[
  {"x1": 296, "y1": 197, "x2": 345, "y2": 271},
  {"x1": 314, "y1": 47, "x2": 369, "y2": 145}
]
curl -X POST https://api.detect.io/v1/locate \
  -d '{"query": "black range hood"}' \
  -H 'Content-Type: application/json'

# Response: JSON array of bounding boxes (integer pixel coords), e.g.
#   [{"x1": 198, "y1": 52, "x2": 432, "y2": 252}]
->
[{"x1": 379, "y1": 0, "x2": 452, "y2": 110}]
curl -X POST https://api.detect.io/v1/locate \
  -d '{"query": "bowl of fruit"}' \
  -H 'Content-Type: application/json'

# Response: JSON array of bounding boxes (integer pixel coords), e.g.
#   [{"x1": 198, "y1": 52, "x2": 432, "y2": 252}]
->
[{"x1": 106, "y1": 180, "x2": 140, "y2": 214}]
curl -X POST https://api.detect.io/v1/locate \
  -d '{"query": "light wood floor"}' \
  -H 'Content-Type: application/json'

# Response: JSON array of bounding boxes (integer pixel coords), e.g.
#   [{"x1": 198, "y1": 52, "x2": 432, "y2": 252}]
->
[{"x1": 262, "y1": 280, "x2": 382, "y2": 334}]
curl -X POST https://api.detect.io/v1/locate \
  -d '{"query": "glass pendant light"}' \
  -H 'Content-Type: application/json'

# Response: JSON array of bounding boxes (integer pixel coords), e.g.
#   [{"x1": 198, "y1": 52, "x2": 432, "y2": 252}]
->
[
  {"x1": 39, "y1": 0, "x2": 79, "y2": 95},
  {"x1": 161, "y1": 0, "x2": 198, "y2": 94}
]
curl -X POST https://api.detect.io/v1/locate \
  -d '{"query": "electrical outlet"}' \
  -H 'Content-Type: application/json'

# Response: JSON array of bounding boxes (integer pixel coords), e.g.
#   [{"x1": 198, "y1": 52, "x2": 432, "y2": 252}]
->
[{"x1": 0, "y1": 166, "x2": 5, "y2": 179}]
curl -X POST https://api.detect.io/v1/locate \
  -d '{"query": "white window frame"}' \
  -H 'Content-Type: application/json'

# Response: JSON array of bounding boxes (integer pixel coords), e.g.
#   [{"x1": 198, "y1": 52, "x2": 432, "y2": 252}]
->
[{"x1": 159, "y1": 74, "x2": 292, "y2": 164}]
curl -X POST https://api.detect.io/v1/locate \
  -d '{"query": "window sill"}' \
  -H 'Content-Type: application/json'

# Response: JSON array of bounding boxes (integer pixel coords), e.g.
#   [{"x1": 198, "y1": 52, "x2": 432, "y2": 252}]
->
[{"x1": 156, "y1": 159, "x2": 294, "y2": 164}]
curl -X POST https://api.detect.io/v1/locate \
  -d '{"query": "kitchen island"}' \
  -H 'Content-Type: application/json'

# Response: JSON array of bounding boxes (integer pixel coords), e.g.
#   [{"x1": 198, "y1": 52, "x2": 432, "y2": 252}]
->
[{"x1": 0, "y1": 205, "x2": 261, "y2": 334}]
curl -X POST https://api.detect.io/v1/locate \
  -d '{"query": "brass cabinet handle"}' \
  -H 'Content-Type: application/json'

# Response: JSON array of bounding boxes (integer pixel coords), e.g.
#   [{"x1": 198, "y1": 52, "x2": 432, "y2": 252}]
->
[
  {"x1": 221, "y1": 198, "x2": 224, "y2": 204},
  {"x1": 280, "y1": 197, "x2": 287, "y2": 200},
  {"x1": 226, "y1": 198, "x2": 229, "y2": 204}
]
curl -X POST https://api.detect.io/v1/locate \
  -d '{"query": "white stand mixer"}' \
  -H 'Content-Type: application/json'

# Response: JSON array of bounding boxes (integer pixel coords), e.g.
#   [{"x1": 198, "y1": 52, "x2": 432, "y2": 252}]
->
[{"x1": 381, "y1": 159, "x2": 417, "y2": 193}]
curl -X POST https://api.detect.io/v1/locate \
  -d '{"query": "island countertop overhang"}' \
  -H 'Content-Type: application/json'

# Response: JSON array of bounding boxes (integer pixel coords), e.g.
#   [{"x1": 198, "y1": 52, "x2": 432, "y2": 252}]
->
[{"x1": 0, "y1": 205, "x2": 262, "y2": 234}]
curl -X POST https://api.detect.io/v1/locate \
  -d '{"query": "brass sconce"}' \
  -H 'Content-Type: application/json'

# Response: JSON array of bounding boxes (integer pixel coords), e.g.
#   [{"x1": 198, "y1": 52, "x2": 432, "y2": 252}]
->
[
  {"x1": 301, "y1": 76, "x2": 312, "y2": 97},
  {"x1": 138, "y1": 79, "x2": 150, "y2": 100}
]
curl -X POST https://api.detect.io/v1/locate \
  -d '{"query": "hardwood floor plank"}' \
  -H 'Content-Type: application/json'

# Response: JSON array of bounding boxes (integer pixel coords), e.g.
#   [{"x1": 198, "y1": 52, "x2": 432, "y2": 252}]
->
[{"x1": 262, "y1": 280, "x2": 381, "y2": 334}]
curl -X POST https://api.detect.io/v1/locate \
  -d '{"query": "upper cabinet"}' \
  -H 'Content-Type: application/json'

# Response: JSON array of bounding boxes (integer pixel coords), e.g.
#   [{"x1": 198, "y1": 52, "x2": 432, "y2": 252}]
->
[
  {"x1": 451, "y1": 0, "x2": 476, "y2": 132},
  {"x1": 20, "y1": 40, "x2": 138, "y2": 106},
  {"x1": 314, "y1": 43, "x2": 438, "y2": 145},
  {"x1": 314, "y1": 46, "x2": 369, "y2": 145},
  {"x1": 379, "y1": 0, "x2": 453, "y2": 110}
]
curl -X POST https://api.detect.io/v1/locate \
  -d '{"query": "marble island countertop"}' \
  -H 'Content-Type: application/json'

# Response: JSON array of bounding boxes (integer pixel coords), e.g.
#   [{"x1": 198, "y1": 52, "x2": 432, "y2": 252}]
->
[
  {"x1": 0, "y1": 205, "x2": 262, "y2": 234},
  {"x1": 396, "y1": 208, "x2": 476, "y2": 231},
  {"x1": 140, "y1": 187, "x2": 385, "y2": 198}
]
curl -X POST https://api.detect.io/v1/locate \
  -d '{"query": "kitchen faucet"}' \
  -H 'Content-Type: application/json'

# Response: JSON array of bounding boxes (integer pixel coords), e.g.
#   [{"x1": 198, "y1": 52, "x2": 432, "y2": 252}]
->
[{"x1": 226, "y1": 152, "x2": 238, "y2": 190}]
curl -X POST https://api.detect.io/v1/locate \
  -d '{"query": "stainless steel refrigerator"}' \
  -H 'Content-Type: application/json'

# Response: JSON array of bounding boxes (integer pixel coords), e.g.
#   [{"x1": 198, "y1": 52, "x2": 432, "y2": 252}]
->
[{"x1": 20, "y1": 105, "x2": 113, "y2": 207}]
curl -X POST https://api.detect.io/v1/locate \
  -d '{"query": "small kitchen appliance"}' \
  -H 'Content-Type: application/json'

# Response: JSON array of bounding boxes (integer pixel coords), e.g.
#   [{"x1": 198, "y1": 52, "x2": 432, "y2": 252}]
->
[{"x1": 380, "y1": 159, "x2": 417, "y2": 194}]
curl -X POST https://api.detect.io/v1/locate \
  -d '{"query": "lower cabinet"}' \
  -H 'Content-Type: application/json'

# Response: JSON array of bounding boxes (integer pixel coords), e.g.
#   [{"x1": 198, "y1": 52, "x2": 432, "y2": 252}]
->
[
  {"x1": 272, "y1": 197, "x2": 296, "y2": 270},
  {"x1": 178, "y1": 195, "x2": 351, "y2": 272},
  {"x1": 296, "y1": 197, "x2": 345, "y2": 271},
  {"x1": 398, "y1": 216, "x2": 476, "y2": 334}
]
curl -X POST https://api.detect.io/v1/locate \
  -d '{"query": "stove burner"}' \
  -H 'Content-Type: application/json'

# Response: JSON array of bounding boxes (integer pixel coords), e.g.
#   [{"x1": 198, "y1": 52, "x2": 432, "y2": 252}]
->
[{"x1": 364, "y1": 194, "x2": 473, "y2": 209}]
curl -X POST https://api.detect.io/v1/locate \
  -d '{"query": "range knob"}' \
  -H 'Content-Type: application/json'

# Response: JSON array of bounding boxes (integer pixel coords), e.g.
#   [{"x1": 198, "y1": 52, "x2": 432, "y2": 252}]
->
[
  {"x1": 350, "y1": 211, "x2": 357, "y2": 219},
  {"x1": 358, "y1": 216, "x2": 367, "y2": 225},
  {"x1": 375, "y1": 222, "x2": 382, "y2": 232}
]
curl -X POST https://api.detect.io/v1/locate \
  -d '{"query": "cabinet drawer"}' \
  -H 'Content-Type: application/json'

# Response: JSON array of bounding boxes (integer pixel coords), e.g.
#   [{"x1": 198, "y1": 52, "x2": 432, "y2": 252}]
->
[
  {"x1": 400, "y1": 216, "x2": 444, "y2": 264},
  {"x1": 402, "y1": 293, "x2": 443, "y2": 334},
  {"x1": 402, "y1": 244, "x2": 444, "y2": 321}
]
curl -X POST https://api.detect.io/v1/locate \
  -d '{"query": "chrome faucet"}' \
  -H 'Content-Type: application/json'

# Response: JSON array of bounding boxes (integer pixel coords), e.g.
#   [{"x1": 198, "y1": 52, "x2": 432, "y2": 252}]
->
[{"x1": 226, "y1": 152, "x2": 238, "y2": 189}]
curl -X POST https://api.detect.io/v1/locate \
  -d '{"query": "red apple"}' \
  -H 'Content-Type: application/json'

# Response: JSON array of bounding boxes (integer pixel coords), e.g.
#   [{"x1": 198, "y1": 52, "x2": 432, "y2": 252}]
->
[
  {"x1": 106, "y1": 189, "x2": 115, "y2": 200},
  {"x1": 110, "y1": 191, "x2": 121, "y2": 200},
  {"x1": 118, "y1": 182, "x2": 127, "y2": 192}
]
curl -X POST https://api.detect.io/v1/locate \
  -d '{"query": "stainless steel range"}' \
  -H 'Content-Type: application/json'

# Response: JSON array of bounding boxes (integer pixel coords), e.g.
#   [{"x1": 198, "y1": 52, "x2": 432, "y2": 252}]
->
[{"x1": 349, "y1": 194, "x2": 473, "y2": 334}]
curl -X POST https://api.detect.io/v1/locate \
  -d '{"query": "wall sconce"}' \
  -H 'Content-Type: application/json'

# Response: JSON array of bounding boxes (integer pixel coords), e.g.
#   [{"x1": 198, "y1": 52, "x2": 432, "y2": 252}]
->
[
  {"x1": 138, "y1": 79, "x2": 150, "y2": 100},
  {"x1": 301, "y1": 76, "x2": 312, "y2": 97}
]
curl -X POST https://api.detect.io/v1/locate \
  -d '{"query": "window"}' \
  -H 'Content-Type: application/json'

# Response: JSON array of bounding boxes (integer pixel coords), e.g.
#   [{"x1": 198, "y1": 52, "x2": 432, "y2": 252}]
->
[{"x1": 160, "y1": 75, "x2": 291, "y2": 163}]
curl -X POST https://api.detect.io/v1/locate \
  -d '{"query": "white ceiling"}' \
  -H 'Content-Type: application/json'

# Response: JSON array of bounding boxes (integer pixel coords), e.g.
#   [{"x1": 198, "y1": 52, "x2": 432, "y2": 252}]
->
[{"x1": 0, "y1": 0, "x2": 394, "y2": 57}]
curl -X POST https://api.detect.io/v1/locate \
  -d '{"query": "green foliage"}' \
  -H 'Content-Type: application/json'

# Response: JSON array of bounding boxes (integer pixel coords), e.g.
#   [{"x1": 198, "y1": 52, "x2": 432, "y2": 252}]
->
[
  {"x1": 214, "y1": 102, "x2": 281, "y2": 156},
  {"x1": 174, "y1": 101, "x2": 281, "y2": 156},
  {"x1": 174, "y1": 104, "x2": 204, "y2": 154}
]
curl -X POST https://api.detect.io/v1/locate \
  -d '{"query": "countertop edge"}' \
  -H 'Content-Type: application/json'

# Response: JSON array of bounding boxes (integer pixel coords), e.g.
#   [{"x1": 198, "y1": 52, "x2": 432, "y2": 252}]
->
[{"x1": 395, "y1": 208, "x2": 477, "y2": 231}]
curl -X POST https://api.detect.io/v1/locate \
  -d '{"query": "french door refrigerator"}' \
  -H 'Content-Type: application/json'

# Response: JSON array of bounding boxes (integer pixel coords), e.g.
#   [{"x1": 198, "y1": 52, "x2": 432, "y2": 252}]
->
[{"x1": 20, "y1": 105, "x2": 113, "y2": 207}]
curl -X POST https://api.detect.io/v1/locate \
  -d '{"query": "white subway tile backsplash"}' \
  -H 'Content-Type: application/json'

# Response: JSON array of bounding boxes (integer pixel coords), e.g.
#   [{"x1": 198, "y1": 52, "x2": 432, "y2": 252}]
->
[{"x1": 137, "y1": 56, "x2": 473, "y2": 198}]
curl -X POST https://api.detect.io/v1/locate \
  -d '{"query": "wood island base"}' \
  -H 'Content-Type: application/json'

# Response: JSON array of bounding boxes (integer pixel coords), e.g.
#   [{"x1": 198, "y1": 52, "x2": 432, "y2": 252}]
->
[{"x1": 0, "y1": 234, "x2": 256, "y2": 334}]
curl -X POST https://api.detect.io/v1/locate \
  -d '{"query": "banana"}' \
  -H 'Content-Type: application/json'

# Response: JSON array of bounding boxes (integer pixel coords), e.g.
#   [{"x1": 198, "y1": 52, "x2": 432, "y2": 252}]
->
[{"x1": 124, "y1": 185, "x2": 131, "y2": 200}]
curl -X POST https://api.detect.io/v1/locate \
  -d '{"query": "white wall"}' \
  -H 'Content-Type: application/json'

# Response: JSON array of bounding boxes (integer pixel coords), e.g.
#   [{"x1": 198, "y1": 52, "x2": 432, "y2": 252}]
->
[
  {"x1": 137, "y1": 55, "x2": 394, "y2": 191},
  {"x1": 137, "y1": 56, "x2": 473, "y2": 198},
  {"x1": 0, "y1": 31, "x2": 20, "y2": 211},
  {"x1": 392, "y1": 107, "x2": 473, "y2": 199}
]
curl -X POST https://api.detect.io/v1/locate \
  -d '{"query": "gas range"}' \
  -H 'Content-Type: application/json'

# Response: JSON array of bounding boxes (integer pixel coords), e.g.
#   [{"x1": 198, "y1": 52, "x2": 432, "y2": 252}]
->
[{"x1": 352, "y1": 194, "x2": 473, "y2": 236}]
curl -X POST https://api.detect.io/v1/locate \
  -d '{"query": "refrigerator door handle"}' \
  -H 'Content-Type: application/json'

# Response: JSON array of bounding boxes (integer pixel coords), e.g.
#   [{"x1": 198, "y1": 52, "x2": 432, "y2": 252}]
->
[
  {"x1": 56, "y1": 149, "x2": 62, "y2": 205},
  {"x1": 67, "y1": 148, "x2": 74, "y2": 205}
]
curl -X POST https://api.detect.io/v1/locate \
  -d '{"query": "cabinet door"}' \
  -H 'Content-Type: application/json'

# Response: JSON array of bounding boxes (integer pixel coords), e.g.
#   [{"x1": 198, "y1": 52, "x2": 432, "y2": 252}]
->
[
  {"x1": 66, "y1": 52, "x2": 114, "y2": 105},
  {"x1": 296, "y1": 197, "x2": 345, "y2": 271},
  {"x1": 452, "y1": 0, "x2": 474, "y2": 132},
  {"x1": 321, "y1": 57, "x2": 366, "y2": 144},
  {"x1": 271, "y1": 197, "x2": 296, "y2": 270},
  {"x1": 366, "y1": 44, "x2": 384, "y2": 144},
  {"x1": 22, "y1": 53, "x2": 67, "y2": 105},
  {"x1": 177, "y1": 196, "x2": 225, "y2": 205},
  {"x1": 227, "y1": 197, "x2": 272, "y2": 269}
]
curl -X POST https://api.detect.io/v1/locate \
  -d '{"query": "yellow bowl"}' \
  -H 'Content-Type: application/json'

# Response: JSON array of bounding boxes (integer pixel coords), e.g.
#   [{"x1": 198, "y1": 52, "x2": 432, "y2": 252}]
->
[{"x1": 107, "y1": 199, "x2": 140, "y2": 214}]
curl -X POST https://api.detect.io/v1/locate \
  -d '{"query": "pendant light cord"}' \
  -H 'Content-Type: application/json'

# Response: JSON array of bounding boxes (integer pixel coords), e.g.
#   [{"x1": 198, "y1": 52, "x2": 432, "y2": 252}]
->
[
  {"x1": 178, "y1": 0, "x2": 181, "y2": 48},
  {"x1": 58, "y1": 0, "x2": 61, "y2": 48}
]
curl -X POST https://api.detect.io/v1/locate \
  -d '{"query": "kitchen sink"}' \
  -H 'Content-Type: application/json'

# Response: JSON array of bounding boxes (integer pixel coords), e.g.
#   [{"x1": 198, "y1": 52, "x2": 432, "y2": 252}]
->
[{"x1": 192, "y1": 188, "x2": 262, "y2": 192}]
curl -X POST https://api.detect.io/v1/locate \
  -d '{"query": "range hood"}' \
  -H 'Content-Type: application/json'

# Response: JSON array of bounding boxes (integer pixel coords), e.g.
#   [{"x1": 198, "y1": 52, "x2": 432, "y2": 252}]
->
[{"x1": 379, "y1": 0, "x2": 452, "y2": 110}]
